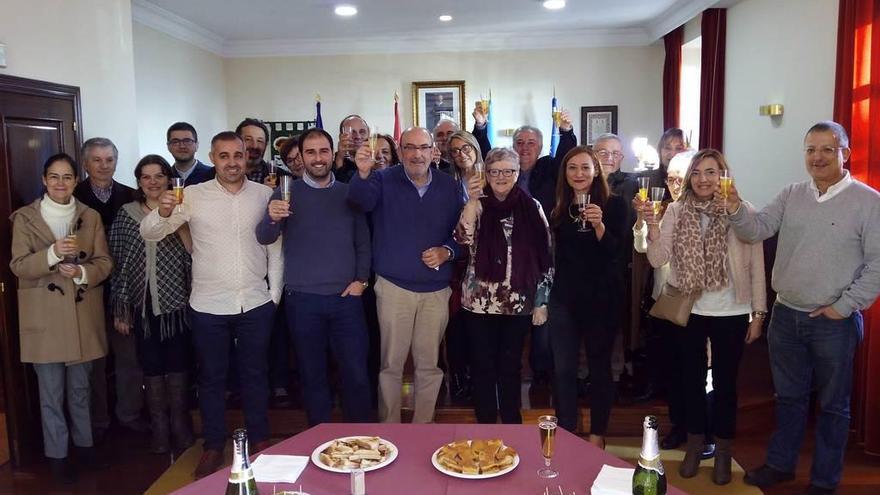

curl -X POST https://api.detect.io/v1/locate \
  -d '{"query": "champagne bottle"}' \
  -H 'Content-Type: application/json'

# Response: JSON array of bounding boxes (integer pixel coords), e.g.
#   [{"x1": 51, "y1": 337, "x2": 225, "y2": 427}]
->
[
  {"x1": 632, "y1": 416, "x2": 667, "y2": 495},
  {"x1": 226, "y1": 428, "x2": 260, "y2": 495}
]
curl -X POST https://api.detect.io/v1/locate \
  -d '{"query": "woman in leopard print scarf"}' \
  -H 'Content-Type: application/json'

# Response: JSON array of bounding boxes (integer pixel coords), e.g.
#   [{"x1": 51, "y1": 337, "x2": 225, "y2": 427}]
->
[{"x1": 646, "y1": 149, "x2": 767, "y2": 486}]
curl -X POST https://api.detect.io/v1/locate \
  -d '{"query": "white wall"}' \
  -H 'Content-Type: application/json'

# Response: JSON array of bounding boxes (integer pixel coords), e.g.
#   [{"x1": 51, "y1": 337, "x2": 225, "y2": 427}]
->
[
  {"x1": 0, "y1": 0, "x2": 140, "y2": 185},
  {"x1": 223, "y1": 46, "x2": 664, "y2": 171},
  {"x1": 132, "y1": 23, "x2": 227, "y2": 167},
  {"x1": 724, "y1": 0, "x2": 838, "y2": 208}
]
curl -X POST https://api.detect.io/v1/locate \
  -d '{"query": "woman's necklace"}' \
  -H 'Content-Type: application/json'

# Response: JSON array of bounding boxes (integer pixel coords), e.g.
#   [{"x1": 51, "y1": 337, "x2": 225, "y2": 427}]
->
[{"x1": 567, "y1": 203, "x2": 581, "y2": 223}]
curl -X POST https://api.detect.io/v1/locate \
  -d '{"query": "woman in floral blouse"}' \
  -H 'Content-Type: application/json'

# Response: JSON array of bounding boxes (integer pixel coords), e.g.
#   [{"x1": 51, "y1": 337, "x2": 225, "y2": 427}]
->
[{"x1": 454, "y1": 147, "x2": 553, "y2": 424}]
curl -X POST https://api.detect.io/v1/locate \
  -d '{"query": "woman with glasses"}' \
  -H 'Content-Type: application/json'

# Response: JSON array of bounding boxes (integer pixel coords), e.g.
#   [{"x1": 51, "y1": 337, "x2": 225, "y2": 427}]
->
[
  {"x1": 547, "y1": 145, "x2": 627, "y2": 449},
  {"x1": 454, "y1": 147, "x2": 552, "y2": 424},
  {"x1": 645, "y1": 149, "x2": 766, "y2": 485},
  {"x1": 10, "y1": 153, "x2": 113, "y2": 483},
  {"x1": 447, "y1": 130, "x2": 484, "y2": 202},
  {"x1": 109, "y1": 155, "x2": 194, "y2": 455},
  {"x1": 280, "y1": 136, "x2": 304, "y2": 178}
]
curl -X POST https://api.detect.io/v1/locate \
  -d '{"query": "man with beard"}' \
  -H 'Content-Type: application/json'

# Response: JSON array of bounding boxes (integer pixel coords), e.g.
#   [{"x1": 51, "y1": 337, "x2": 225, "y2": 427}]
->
[
  {"x1": 348, "y1": 127, "x2": 463, "y2": 423},
  {"x1": 334, "y1": 115, "x2": 370, "y2": 183},
  {"x1": 141, "y1": 132, "x2": 282, "y2": 478},
  {"x1": 236, "y1": 118, "x2": 289, "y2": 187},
  {"x1": 167, "y1": 122, "x2": 214, "y2": 185},
  {"x1": 256, "y1": 128, "x2": 372, "y2": 425}
]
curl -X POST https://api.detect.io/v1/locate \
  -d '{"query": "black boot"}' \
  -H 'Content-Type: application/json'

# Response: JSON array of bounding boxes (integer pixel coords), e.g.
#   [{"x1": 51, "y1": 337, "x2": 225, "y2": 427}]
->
[
  {"x1": 48, "y1": 457, "x2": 76, "y2": 484},
  {"x1": 712, "y1": 438, "x2": 732, "y2": 485},
  {"x1": 166, "y1": 372, "x2": 195, "y2": 450},
  {"x1": 144, "y1": 375, "x2": 170, "y2": 454}
]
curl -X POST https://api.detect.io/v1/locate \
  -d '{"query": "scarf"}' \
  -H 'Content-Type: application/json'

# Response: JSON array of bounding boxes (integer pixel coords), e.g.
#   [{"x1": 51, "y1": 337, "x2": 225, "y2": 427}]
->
[
  {"x1": 474, "y1": 185, "x2": 551, "y2": 293},
  {"x1": 671, "y1": 197, "x2": 729, "y2": 294},
  {"x1": 109, "y1": 202, "x2": 190, "y2": 340}
]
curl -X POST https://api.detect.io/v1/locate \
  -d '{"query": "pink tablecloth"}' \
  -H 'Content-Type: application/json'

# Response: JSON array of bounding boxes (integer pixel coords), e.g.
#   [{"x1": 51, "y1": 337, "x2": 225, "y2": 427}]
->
[{"x1": 172, "y1": 423, "x2": 688, "y2": 494}]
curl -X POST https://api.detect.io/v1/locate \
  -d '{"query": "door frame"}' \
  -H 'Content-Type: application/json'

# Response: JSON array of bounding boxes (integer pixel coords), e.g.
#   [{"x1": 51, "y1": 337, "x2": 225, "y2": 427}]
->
[{"x1": 0, "y1": 74, "x2": 83, "y2": 466}]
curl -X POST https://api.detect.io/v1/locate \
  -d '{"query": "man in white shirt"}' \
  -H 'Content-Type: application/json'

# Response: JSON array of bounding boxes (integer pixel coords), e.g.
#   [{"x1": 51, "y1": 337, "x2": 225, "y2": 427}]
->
[{"x1": 141, "y1": 131, "x2": 282, "y2": 479}]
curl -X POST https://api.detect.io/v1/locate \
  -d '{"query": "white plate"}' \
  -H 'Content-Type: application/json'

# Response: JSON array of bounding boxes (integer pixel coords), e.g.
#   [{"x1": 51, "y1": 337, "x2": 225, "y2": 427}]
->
[
  {"x1": 431, "y1": 444, "x2": 520, "y2": 479},
  {"x1": 310, "y1": 436, "x2": 398, "y2": 473}
]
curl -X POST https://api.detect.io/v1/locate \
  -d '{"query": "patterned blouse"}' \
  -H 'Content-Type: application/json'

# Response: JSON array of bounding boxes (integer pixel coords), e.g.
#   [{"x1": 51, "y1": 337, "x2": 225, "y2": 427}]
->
[{"x1": 454, "y1": 199, "x2": 554, "y2": 315}]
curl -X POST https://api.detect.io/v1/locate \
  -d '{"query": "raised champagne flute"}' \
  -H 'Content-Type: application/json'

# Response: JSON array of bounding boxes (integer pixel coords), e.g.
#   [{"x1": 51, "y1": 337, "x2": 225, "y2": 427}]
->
[
  {"x1": 552, "y1": 105, "x2": 562, "y2": 129},
  {"x1": 171, "y1": 177, "x2": 184, "y2": 213},
  {"x1": 720, "y1": 170, "x2": 733, "y2": 199},
  {"x1": 369, "y1": 126, "x2": 379, "y2": 161},
  {"x1": 473, "y1": 161, "x2": 486, "y2": 198},
  {"x1": 650, "y1": 186, "x2": 665, "y2": 218},
  {"x1": 480, "y1": 96, "x2": 489, "y2": 115},
  {"x1": 281, "y1": 175, "x2": 292, "y2": 203},
  {"x1": 537, "y1": 415, "x2": 559, "y2": 478},
  {"x1": 343, "y1": 126, "x2": 354, "y2": 159},
  {"x1": 576, "y1": 193, "x2": 591, "y2": 232},
  {"x1": 637, "y1": 176, "x2": 650, "y2": 202}
]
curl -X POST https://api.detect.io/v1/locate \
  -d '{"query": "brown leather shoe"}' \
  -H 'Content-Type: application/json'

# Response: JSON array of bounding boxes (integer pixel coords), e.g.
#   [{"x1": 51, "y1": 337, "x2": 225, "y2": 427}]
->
[
  {"x1": 252, "y1": 440, "x2": 272, "y2": 454},
  {"x1": 193, "y1": 448, "x2": 224, "y2": 479}
]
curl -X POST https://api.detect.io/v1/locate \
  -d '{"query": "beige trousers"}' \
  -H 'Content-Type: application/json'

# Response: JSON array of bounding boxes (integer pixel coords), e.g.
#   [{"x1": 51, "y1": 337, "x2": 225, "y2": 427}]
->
[{"x1": 375, "y1": 276, "x2": 451, "y2": 423}]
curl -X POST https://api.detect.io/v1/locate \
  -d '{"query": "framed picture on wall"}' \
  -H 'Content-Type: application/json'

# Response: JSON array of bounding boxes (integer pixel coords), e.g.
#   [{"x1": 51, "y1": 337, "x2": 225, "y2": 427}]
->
[
  {"x1": 580, "y1": 105, "x2": 618, "y2": 145},
  {"x1": 412, "y1": 80, "x2": 466, "y2": 130}
]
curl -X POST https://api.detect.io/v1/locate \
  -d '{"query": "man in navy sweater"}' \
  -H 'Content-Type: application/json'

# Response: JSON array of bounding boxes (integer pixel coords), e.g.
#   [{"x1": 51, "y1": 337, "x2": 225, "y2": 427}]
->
[
  {"x1": 348, "y1": 127, "x2": 463, "y2": 423},
  {"x1": 256, "y1": 128, "x2": 372, "y2": 425},
  {"x1": 167, "y1": 122, "x2": 215, "y2": 186}
]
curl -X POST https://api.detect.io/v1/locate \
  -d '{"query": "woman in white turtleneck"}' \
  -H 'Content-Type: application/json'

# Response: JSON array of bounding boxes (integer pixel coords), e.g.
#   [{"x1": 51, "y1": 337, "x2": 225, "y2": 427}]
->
[{"x1": 10, "y1": 153, "x2": 113, "y2": 484}]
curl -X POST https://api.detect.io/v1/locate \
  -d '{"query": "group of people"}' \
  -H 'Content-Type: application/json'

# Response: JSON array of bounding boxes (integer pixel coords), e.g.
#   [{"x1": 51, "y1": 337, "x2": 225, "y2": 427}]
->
[{"x1": 10, "y1": 103, "x2": 878, "y2": 495}]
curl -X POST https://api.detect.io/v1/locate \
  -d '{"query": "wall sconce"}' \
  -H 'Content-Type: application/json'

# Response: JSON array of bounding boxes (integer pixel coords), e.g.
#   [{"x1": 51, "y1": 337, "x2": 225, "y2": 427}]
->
[{"x1": 759, "y1": 104, "x2": 784, "y2": 117}]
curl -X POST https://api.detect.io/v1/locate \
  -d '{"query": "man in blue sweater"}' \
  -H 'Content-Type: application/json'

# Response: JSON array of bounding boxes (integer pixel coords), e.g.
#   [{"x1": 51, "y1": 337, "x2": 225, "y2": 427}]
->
[
  {"x1": 727, "y1": 122, "x2": 880, "y2": 495},
  {"x1": 348, "y1": 127, "x2": 463, "y2": 423},
  {"x1": 256, "y1": 128, "x2": 372, "y2": 426}
]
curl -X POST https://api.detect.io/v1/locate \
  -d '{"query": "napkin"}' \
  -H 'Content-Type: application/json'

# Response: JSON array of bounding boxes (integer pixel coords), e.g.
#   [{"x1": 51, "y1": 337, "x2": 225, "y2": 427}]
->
[
  {"x1": 591, "y1": 464, "x2": 635, "y2": 495},
  {"x1": 251, "y1": 454, "x2": 310, "y2": 484}
]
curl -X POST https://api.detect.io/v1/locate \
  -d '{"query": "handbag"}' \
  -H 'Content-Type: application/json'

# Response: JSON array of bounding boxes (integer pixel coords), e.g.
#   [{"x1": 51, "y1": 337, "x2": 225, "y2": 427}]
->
[{"x1": 649, "y1": 284, "x2": 699, "y2": 327}]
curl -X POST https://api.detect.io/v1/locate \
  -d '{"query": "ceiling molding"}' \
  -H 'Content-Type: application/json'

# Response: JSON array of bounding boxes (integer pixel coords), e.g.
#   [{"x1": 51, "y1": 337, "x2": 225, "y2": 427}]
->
[
  {"x1": 646, "y1": 0, "x2": 720, "y2": 40},
  {"x1": 131, "y1": 0, "x2": 225, "y2": 55},
  {"x1": 221, "y1": 27, "x2": 654, "y2": 58}
]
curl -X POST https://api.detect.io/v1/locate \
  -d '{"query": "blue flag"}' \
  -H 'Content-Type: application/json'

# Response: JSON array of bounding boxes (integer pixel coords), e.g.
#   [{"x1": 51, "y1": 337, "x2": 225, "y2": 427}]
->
[
  {"x1": 550, "y1": 95, "x2": 559, "y2": 158},
  {"x1": 315, "y1": 99, "x2": 324, "y2": 129},
  {"x1": 486, "y1": 94, "x2": 496, "y2": 149}
]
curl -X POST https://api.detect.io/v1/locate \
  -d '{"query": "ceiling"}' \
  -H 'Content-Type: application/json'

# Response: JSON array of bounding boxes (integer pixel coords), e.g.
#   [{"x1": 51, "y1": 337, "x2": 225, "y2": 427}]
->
[{"x1": 132, "y1": 0, "x2": 734, "y2": 57}]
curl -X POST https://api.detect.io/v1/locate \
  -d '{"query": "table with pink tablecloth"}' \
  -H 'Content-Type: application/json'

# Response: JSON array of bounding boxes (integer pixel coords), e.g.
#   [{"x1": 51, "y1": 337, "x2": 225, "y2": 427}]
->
[{"x1": 173, "y1": 423, "x2": 688, "y2": 494}]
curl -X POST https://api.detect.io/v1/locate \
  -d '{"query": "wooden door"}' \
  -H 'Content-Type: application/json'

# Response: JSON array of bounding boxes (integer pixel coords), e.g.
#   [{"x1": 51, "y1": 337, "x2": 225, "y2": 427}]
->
[{"x1": 0, "y1": 74, "x2": 82, "y2": 466}]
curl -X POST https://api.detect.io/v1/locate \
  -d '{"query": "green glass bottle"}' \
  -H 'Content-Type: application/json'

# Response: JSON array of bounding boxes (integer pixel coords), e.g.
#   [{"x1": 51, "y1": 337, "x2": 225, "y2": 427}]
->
[
  {"x1": 632, "y1": 415, "x2": 667, "y2": 495},
  {"x1": 226, "y1": 428, "x2": 260, "y2": 495}
]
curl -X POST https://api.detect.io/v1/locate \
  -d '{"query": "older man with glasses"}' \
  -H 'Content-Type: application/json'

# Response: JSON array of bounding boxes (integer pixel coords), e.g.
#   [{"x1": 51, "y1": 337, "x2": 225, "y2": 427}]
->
[
  {"x1": 167, "y1": 122, "x2": 215, "y2": 186},
  {"x1": 348, "y1": 127, "x2": 463, "y2": 424}
]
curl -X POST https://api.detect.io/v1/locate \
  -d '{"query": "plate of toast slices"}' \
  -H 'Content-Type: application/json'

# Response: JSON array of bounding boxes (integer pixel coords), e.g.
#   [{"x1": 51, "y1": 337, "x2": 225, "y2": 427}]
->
[
  {"x1": 311, "y1": 436, "x2": 398, "y2": 473},
  {"x1": 432, "y1": 439, "x2": 519, "y2": 479}
]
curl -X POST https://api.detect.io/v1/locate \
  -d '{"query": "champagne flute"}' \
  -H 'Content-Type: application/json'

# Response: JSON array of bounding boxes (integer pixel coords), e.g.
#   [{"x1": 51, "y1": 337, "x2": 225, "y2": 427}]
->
[
  {"x1": 552, "y1": 105, "x2": 562, "y2": 129},
  {"x1": 268, "y1": 157, "x2": 278, "y2": 184},
  {"x1": 650, "y1": 186, "x2": 665, "y2": 219},
  {"x1": 369, "y1": 126, "x2": 379, "y2": 161},
  {"x1": 343, "y1": 126, "x2": 354, "y2": 159},
  {"x1": 280, "y1": 175, "x2": 292, "y2": 203},
  {"x1": 480, "y1": 96, "x2": 489, "y2": 115},
  {"x1": 63, "y1": 220, "x2": 79, "y2": 264},
  {"x1": 473, "y1": 161, "x2": 486, "y2": 198},
  {"x1": 537, "y1": 415, "x2": 559, "y2": 479},
  {"x1": 637, "y1": 176, "x2": 650, "y2": 202},
  {"x1": 720, "y1": 170, "x2": 733, "y2": 199},
  {"x1": 576, "y1": 193, "x2": 591, "y2": 232},
  {"x1": 171, "y1": 177, "x2": 184, "y2": 213}
]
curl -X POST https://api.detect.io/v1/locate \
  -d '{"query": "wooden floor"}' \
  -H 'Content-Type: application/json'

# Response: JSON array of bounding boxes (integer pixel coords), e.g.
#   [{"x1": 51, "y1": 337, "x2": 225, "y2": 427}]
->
[{"x1": 0, "y1": 339, "x2": 877, "y2": 494}]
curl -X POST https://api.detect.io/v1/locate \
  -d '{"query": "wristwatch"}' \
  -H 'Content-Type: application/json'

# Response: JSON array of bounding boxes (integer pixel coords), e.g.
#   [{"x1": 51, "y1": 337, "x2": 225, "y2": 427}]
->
[
  {"x1": 359, "y1": 280, "x2": 369, "y2": 289},
  {"x1": 751, "y1": 310, "x2": 768, "y2": 319}
]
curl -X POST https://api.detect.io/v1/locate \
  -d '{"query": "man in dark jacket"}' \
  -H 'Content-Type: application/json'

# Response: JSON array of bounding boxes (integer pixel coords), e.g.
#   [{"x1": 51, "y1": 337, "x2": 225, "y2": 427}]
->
[
  {"x1": 167, "y1": 121, "x2": 214, "y2": 185},
  {"x1": 73, "y1": 137, "x2": 143, "y2": 441}
]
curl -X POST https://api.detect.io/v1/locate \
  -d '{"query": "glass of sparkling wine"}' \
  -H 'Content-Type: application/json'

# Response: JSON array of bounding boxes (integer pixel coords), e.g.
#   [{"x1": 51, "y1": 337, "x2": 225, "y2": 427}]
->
[
  {"x1": 280, "y1": 175, "x2": 292, "y2": 203},
  {"x1": 537, "y1": 415, "x2": 559, "y2": 478},
  {"x1": 552, "y1": 106, "x2": 562, "y2": 128},
  {"x1": 268, "y1": 157, "x2": 277, "y2": 184},
  {"x1": 637, "y1": 176, "x2": 650, "y2": 202},
  {"x1": 63, "y1": 220, "x2": 78, "y2": 264},
  {"x1": 369, "y1": 127, "x2": 379, "y2": 161},
  {"x1": 650, "y1": 186, "x2": 665, "y2": 218},
  {"x1": 480, "y1": 96, "x2": 489, "y2": 115},
  {"x1": 577, "y1": 193, "x2": 591, "y2": 232},
  {"x1": 343, "y1": 126, "x2": 354, "y2": 159},
  {"x1": 473, "y1": 161, "x2": 486, "y2": 197},
  {"x1": 720, "y1": 170, "x2": 733, "y2": 199},
  {"x1": 171, "y1": 177, "x2": 184, "y2": 213}
]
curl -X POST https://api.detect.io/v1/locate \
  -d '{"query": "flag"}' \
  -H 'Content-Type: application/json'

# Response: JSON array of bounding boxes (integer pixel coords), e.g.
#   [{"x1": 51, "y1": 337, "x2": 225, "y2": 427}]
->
[
  {"x1": 486, "y1": 89, "x2": 496, "y2": 149},
  {"x1": 315, "y1": 94, "x2": 323, "y2": 129},
  {"x1": 550, "y1": 91, "x2": 559, "y2": 158},
  {"x1": 393, "y1": 92, "x2": 401, "y2": 144}
]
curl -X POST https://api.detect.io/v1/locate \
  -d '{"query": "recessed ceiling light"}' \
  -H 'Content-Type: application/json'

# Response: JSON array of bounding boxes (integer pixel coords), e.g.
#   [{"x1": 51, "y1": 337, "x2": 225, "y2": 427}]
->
[
  {"x1": 334, "y1": 5, "x2": 357, "y2": 16},
  {"x1": 543, "y1": 0, "x2": 566, "y2": 10},
  {"x1": 439, "y1": 14, "x2": 453, "y2": 22}
]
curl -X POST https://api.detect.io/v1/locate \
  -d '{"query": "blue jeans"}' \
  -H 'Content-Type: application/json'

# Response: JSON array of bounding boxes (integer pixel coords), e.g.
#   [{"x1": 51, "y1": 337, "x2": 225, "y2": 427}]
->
[
  {"x1": 191, "y1": 302, "x2": 274, "y2": 451},
  {"x1": 287, "y1": 289, "x2": 371, "y2": 425},
  {"x1": 765, "y1": 302, "x2": 863, "y2": 489}
]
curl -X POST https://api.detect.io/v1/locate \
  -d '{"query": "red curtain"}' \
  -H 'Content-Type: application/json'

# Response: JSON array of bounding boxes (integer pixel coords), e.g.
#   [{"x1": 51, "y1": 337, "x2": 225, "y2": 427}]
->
[
  {"x1": 699, "y1": 9, "x2": 726, "y2": 151},
  {"x1": 833, "y1": 0, "x2": 880, "y2": 455},
  {"x1": 663, "y1": 26, "x2": 684, "y2": 130}
]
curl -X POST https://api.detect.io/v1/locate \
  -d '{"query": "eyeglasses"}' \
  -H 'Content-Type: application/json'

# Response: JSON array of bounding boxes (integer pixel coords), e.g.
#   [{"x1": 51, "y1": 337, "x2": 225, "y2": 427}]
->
[
  {"x1": 595, "y1": 150, "x2": 623, "y2": 159},
  {"x1": 402, "y1": 144, "x2": 433, "y2": 153},
  {"x1": 168, "y1": 138, "x2": 196, "y2": 147},
  {"x1": 804, "y1": 146, "x2": 844, "y2": 157},
  {"x1": 450, "y1": 144, "x2": 475, "y2": 156},
  {"x1": 487, "y1": 169, "x2": 518, "y2": 178}
]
